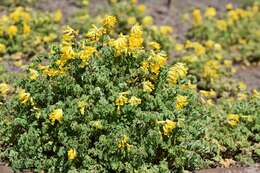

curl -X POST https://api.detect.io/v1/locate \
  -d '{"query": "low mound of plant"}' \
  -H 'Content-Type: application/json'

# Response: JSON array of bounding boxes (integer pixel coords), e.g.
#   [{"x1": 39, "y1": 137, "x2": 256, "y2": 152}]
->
[
  {"x1": 1, "y1": 14, "x2": 259, "y2": 172},
  {"x1": 0, "y1": 18, "x2": 217, "y2": 172},
  {"x1": 0, "y1": 7, "x2": 61, "y2": 65},
  {"x1": 187, "y1": 3, "x2": 260, "y2": 63}
]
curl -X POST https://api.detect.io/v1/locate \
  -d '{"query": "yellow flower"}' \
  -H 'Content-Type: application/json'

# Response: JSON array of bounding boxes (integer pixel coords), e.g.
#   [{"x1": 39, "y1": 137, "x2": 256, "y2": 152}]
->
[
  {"x1": 49, "y1": 109, "x2": 63, "y2": 124},
  {"x1": 200, "y1": 90, "x2": 217, "y2": 98},
  {"x1": 130, "y1": 24, "x2": 143, "y2": 37},
  {"x1": 86, "y1": 25, "x2": 105, "y2": 42},
  {"x1": 118, "y1": 135, "x2": 132, "y2": 150},
  {"x1": 54, "y1": 9, "x2": 63, "y2": 23},
  {"x1": 129, "y1": 36, "x2": 144, "y2": 50},
  {"x1": 175, "y1": 43, "x2": 184, "y2": 52},
  {"x1": 193, "y1": 42, "x2": 206, "y2": 56},
  {"x1": 78, "y1": 101, "x2": 87, "y2": 115},
  {"x1": 129, "y1": 96, "x2": 141, "y2": 106},
  {"x1": 127, "y1": 17, "x2": 137, "y2": 25},
  {"x1": 192, "y1": 9, "x2": 202, "y2": 25},
  {"x1": 60, "y1": 45, "x2": 75, "y2": 61},
  {"x1": 216, "y1": 20, "x2": 228, "y2": 31},
  {"x1": 162, "y1": 120, "x2": 177, "y2": 136},
  {"x1": 138, "y1": 4, "x2": 146, "y2": 13},
  {"x1": 115, "y1": 93, "x2": 128, "y2": 107},
  {"x1": 129, "y1": 25, "x2": 144, "y2": 50},
  {"x1": 62, "y1": 26, "x2": 78, "y2": 45},
  {"x1": 205, "y1": 7, "x2": 217, "y2": 18},
  {"x1": 79, "y1": 46, "x2": 96, "y2": 64},
  {"x1": 142, "y1": 16, "x2": 153, "y2": 26},
  {"x1": 203, "y1": 60, "x2": 220, "y2": 80},
  {"x1": 143, "y1": 81, "x2": 154, "y2": 93},
  {"x1": 224, "y1": 60, "x2": 232, "y2": 68},
  {"x1": 7, "y1": 25, "x2": 18, "y2": 38},
  {"x1": 102, "y1": 15, "x2": 117, "y2": 28},
  {"x1": 0, "y1": 43, "x2": 6, "y2": 54},
  {"x1": 252, "y1": 89, "x2": 260, "y2": 98},
  {"x1": 159, "y1": 26, "x2": 173, "y2": 35},
  {"x1": 131, "y1": 0, "x2": 137, "y2": 4},
  {"x1": 205, "y1": 40, "x2": 214, "y2": 49},
  {"x1": 0, "y1": 83, "x2": 10, "y2": 96},
  {"x1": 226, "y1": 3, "x2": 233, "y2": 10},
  {"x1": 18, "y1": 89, "x2": 30, "y2": 104},
  {"x1": 29, "y1": 69, "x2": 39, "y2": 80},
  {"x1": 227, "y1": 114, "x2": 239, "y2": 127},
  {"x1": 238, "y1": 82, "x2": 247, "y2": 91},
  {"x1": 148, "y1": 41, "x2": 160, "y2": 50},
  {"x1": 23, "y1": 23, "x2": 30, "y2": 34},
  {"x1": 68, "y1": 148, "x2": 77, "y2": 160},
  {"x1": 175, "y1": 95, "x2": 188, "y2": 110},
  {"x1": 228, "y1": 10, "x2": 239, "y2": 22},
  {"x1": 110, "y1": 34, "x2": 128, "y2": 56},
  {"x1": 167, "y1": 63, "x2": 188, "y2": 85}
]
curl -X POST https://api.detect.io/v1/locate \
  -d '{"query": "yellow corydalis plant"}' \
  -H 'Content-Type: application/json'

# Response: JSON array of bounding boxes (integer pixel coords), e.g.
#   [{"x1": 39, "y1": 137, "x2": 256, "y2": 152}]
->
[{"x1": 49, "y1": 109, "x2": 63, "y2": 124}]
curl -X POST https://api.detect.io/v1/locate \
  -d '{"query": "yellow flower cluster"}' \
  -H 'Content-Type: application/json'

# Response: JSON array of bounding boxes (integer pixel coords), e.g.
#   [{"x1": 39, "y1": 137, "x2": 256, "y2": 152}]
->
[
  {"x1": 115, "y1": 93, "x2": 128, "y2": 107},
  {"x1": 192, "y1": 9, "x2": 202, "y2": 25},
  {"x1": 29, "y1": 69, "x2": 39, "y2": 80},
  {"x1": 127, "y1": 16, "x2": 137, "y2": 25},
  {"x1": 203, "y1": 60, "x2": 221, "y2": 80},
  {"x1": 102, "y1": 15, "x2": 117, "y2": 28},
  {"x1": 118, "y1": 135, "x2": 133, "y2": 150},
  {"x1": 0, "y1": 43, "x2": 6, "y2": 54},
  {"x1": 205, "y1": 7, "x2": 217, "y2": 18},
  {"x1": 141, "y1": 53, "x2": 167, "y2": 81},
  {"x1": 49, "y1": 109, "x2": 63, "y2": 124},
  {"x1": 142, "y1": 16, "x2": 153, "y2": 26},
  {"x1": 159, "y1": 26, "x2": 173, "y2": 35},
  {"x1": 216, "y1": 20, "x2": 228, "y2": 31},
  {"x1": 185, "y1": 41, "x2": 206, "y2": 56},
  {"x1": 18, "y1": 89, "x2": 30, "y2": 104},
  {"x1": 53, "y1": 9, "x2": 63, "y2": 23},
  {"x1": 162, "y1": 120, "x2": 177, "y2": 136},
  {"x1": 68, "y1": 148, "x2": 77, "y2": 160},
  {"x1": 175, "y1": 95, "x2": 188, "y2": 110},
  {"x1": 6, "y1": 7, "x2": 31, "y2": 37},
  {"x1": 128, "y1": 96, "x2": 141, "y2": 106},
  {"x1": 0, "y1": 83, "x2": 10, "y2": 96},
  {"x1": 109, "y1": 34, "x2": 128, "y2": 56},
  {"x1": 129, "y1": 24, "x2": 144, "y2": 51},
  {"x1": 143, "y1": 81, "x2": 154, "y2": 93},
  {"x1": 86, "y1": 25, "x2": 106, "y2": 42},
  {"x1": 167, "y1": 63, "x2": 188, "y2": 85},
  {"x1": 78, "y1": 100, "x2": 88, "y2": 115},
  {"x1": 79, "y1": 46, "x2": 96, "y2": 66},
  {"x1": 115, "y1": 93, "x2": 141, "y2": 108},
  {"x1": 227, "y1": 114, "x2": 239, "y2": 127}
]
